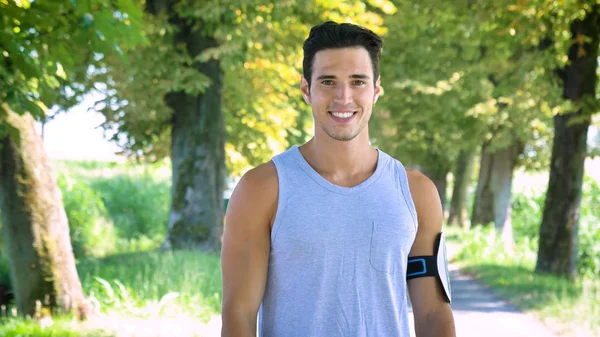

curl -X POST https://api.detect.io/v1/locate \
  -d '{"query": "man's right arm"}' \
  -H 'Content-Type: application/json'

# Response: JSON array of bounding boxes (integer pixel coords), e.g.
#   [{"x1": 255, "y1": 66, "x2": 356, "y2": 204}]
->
[{"x1": 221, "y1": 162, "x2": 278, "y2": 337}]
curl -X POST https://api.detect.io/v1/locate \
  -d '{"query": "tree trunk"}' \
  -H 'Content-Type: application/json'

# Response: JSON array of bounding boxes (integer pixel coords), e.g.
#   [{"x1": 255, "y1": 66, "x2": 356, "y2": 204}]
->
[
  {"x1": 0, "y1": 110, "x2": 89, "y2": 319},
  {"x1": 422, "y1": 164, "x2": 450, "y2": 215},
  {"x1": 148, "y1": 1, "x2": 226, "y2": 251},
  {"x1": 471, "y1": 139, "x2": 522, "y2": 253},
  {"x1": 447, "y1": 148, "x2": 475, "y2": 228},
  {"x1": 471, "y1": 141, "x2": 494, "y2": 226},
  {"x1": 490, "y1": 140, "x2": 522, "y2": 253},
  {"x1": 536, "y1": 9, "x2": 599, "y2": 277}
]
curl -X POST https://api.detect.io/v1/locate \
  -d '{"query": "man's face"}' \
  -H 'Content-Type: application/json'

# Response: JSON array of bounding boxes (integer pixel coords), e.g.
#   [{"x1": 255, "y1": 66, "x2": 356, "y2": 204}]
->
[{"x1": 301, "y1": 47, "x2": 381, "y2": 142}]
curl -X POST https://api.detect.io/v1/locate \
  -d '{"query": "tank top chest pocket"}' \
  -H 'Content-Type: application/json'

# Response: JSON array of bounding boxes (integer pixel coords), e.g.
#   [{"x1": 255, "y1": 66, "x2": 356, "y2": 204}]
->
[{"x1": 369, "y1": 220, "x2": 414, "y2": 274}]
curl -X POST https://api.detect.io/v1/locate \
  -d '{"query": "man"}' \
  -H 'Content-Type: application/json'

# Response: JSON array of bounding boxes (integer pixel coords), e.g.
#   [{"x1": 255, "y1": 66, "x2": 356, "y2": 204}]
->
[{"x1": 221, "y1": 21, "x2": 456, "y2": 337}]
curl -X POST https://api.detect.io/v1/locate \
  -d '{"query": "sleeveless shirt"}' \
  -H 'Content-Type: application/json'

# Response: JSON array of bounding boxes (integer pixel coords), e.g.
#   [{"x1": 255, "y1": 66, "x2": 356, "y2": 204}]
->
[{"x1": 257, "y1": 145, "x2": 418, "y2": 337}]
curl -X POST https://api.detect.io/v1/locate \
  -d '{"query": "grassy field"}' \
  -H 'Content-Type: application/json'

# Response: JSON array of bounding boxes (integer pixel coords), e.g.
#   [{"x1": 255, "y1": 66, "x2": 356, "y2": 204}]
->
[
  {"x1": 446, "y1": 227, "x2": 600, "y2": 337},
  {"x1": 0, "y1": 250, "x2": 222, "y2": 337},
  {"x1": 0, "y1": 158, "x2": 598, "y2": 336}
]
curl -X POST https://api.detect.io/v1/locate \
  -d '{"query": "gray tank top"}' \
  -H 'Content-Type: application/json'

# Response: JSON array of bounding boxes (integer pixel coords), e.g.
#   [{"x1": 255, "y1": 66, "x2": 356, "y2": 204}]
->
[{"x1": 258, "y1": 145, "x2": 418, "y2": 337}]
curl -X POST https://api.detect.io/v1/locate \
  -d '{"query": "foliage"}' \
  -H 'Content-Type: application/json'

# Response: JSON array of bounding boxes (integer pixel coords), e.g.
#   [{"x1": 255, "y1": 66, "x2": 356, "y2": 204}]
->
[
  {"x1": 0, "y1": 249, "x2": 221, "y2": 336},
  {"x1": 579, "y1": 176, "x2": 600, "y2": 277},
  {"x1": 88, "y1": 174, "x2": 170, "y2": 244},
  {"x1": 53, "y1": 159, "x2": 171, "y2": 250},
  {"x1": 459, "y1": 174, "x2": 600, "y2": 276},
  {"x1": 78, "y1": 250, "x2": 221, "y2": 319},
  {"x1": 373, "y1": 0, "x2": 569, "y2": 171},
  {"x1": 57, "y1": 173, "x2": 118, "y2": 259},
  {"x1": 0, "y1": 0, "x2": 146, "y2": 136},
  {"x1": 91, "y1": 0, "x2": 396, "y2": 177}
]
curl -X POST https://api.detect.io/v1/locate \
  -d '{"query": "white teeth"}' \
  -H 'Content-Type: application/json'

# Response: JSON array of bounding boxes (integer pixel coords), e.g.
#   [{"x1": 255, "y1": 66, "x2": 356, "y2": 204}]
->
[{"x1": 331, "y1": 112, "x2": 354, "y2": 118}]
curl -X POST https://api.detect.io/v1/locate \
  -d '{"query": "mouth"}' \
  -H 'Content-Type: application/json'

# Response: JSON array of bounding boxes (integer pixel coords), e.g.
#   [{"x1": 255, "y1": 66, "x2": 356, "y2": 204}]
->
[{"x1": 329, "y1": 111, "x2": 357, "y2": 123}]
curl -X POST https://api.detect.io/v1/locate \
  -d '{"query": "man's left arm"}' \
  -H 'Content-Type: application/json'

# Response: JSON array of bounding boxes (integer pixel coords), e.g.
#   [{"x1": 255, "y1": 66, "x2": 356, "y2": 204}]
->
[{"x1": 406, "y1": 169, "x2": 456, "y2": 337}]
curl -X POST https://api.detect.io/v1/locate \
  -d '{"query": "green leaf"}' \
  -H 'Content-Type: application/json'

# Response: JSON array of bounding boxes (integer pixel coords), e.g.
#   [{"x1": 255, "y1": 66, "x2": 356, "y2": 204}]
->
[{"x1": 82, "y1": 13, "x2": 94, "y2": 28}]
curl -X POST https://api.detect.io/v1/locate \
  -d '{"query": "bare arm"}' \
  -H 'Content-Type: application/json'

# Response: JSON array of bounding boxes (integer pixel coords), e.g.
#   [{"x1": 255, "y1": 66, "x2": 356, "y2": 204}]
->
[
  {"x1": 221, "y1": 162, "x2": 278, "y2": 337},
  {"x1": 406, "y1": 169, "x2": 456, "y2": 337}
]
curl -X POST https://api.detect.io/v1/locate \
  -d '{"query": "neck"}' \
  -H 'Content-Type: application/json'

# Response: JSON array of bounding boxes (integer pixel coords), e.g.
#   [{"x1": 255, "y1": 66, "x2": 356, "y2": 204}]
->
[{"x1": 300, "y1": 129, "x2": 377, "y2": 179}]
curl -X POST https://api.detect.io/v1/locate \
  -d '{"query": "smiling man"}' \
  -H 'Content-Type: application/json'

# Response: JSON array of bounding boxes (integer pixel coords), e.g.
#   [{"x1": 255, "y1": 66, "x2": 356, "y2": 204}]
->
[{"x1": 221, "y1": 21, "x2": 456, "y2": 337}]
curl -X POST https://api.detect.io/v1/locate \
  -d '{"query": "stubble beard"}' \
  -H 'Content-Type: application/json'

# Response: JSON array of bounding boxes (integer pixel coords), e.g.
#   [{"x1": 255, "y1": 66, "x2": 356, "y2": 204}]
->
[{"x1": 320, "y1": 115, "x2": 370, "y2": 142}]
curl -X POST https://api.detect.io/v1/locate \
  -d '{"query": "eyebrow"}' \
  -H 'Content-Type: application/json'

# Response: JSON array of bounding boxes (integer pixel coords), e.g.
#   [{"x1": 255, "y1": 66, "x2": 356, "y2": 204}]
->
[{"x1": 316, "y1": 74, "x2": 371, "y2": 80}]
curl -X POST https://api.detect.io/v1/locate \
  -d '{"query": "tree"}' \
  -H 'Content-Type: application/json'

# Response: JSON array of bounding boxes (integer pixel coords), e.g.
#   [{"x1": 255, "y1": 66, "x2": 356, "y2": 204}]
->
[
  {"x1": 536, "y1": 4, "x2": 600, "y2": 277},
  {"x1": 449, "y1": 0, "x2": 598, "y2": 273},
  {"x1": 377, "y1": 2, "x2": 562, "y2": 251},
  {"x1": 0, "y1": 0, "x2": 144, "y2": 317},
  {"x1": 142, "y1": 0, "x2": 228, "y2": 251},
  {"x1": 447, "y1": 148, "x2": 476, "y2": 228},
  {"x1": 93, "y1": 0, "x2": 396, "y2": 250},
  {"x1": 374, "y1": 1, "x2": 491, "y2": 214},
  {"x1": 0, "y1": 109, "x2": 89, "y2": 318}
]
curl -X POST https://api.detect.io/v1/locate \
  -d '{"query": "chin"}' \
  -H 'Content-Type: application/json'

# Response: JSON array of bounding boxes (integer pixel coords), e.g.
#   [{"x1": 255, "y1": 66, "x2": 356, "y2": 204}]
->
[{"x1": 327, "y1": 132, "x2": 360, "y2": 142}]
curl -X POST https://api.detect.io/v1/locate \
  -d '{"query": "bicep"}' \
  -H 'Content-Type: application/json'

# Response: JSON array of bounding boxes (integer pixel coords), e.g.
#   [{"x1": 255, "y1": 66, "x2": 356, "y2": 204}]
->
[
  {"x1": 221, "y1": 165, "x2": 277, "y2": 317},
  {"x1": 406, "y1": 171, "x2": 448, "y2": 316}
]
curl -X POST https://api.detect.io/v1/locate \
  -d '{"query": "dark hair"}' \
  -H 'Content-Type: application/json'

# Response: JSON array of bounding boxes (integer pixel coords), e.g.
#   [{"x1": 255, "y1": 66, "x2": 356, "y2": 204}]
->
[{"x1": 302, "y1": 21, "x2": 383, "y2": 88}]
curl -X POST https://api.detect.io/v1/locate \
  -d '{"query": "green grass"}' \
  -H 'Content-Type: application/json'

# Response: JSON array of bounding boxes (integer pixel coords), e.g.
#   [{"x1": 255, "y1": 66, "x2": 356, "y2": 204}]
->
[
  {"x1": 78, "y1": 249, "x2": 222, "y2": 320},
  {"x1": 0, "y1": 249, "x2": 222, "y2": 336},
  {"x1": 0, "y1": 316, "x2": 116, "y2": 337},
  {"x1": 447, "y1": 227, "x2": 600, "y2": 336}
]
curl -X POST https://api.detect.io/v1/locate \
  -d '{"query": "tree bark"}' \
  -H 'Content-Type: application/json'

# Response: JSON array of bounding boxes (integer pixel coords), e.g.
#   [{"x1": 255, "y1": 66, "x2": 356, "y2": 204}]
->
[
  {"x1": 471, "y1": 141, "x2": 494, "y2": 226},
  {"x1": 490, "y1": 140, "x2": 522, "y2": 253},
  {"x1": 148, "y1": 1, "x2": 226, "y2": 251},
  {"x1": 536, "y1": 9, "x2": 599, "y2": 277},
  {"x1": 422, "y1": 164, "x2": 450, "y2": 215},
  {"x1": 447, "y1": 148, "x2": 475, "y2": 228},
  {"x1": 0, "y1": 110, "x2": 89, "y2": 319},
  {"x1": 471, "y1": 138, "x2": 522, "y2": 252}
]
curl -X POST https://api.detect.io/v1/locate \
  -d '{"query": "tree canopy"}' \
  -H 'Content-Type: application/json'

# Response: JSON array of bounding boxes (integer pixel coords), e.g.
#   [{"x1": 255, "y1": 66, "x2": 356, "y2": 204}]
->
[{"x1": 0, "y1": 0, "x2": 145, "y2": 136}]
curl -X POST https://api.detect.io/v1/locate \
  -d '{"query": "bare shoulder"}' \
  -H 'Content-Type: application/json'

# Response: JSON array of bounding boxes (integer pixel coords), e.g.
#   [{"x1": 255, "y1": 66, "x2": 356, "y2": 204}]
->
[
  {"x1": 405, "y1": 169, "x2": 439, "y2": 204},
  {"x1": 405, "y1": 169, "x2": 443, "y2": 252},
  {"x1": 226, "y1": 161, "x2": 279, "y2": 230},
  {"x1": 238, "y1": 161, "x2": 278, "y2": 191}
]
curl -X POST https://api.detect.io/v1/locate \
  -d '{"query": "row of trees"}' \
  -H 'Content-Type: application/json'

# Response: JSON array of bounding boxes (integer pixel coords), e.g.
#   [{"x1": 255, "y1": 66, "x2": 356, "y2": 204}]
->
[
  {"x1": 375, "y1": 1, "x2": 599, "y2": 277},
  {"x1": 0, "y1": 0, "x2": 598, "y2": 319},
  {"x1": 0, "y1": 0, "x2": 395, "y2": 318}
]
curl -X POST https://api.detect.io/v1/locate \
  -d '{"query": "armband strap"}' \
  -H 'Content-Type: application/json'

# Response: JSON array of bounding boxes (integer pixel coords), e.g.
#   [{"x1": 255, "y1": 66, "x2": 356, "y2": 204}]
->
[{"x1": 406, "y1": 232, "x2": 452, "y2": 303}]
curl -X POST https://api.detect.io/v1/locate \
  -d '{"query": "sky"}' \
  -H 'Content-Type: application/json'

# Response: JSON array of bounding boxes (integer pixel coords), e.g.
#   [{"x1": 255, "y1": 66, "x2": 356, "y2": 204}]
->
[{"x1": 35, "y1": 93, "x2": 122, "y2": 161}]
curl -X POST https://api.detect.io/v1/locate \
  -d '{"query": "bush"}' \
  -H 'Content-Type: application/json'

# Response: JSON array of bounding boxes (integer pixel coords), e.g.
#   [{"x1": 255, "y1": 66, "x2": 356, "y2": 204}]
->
[
  {"x1": 458, "y1": 174, "x2": 600, "y2": 277},
  {"x1": 58, "y1": 173, "x2": 118, "y2": 259},
  {"x1": 579, "y1": 176, "x2": 600, "y2": 277},
  {"x1": 507, "y1": 175, "x2": 600, "y2": 276},
  {"x1": 88, "y1": 174, "x2": 170, "y2": 244}
]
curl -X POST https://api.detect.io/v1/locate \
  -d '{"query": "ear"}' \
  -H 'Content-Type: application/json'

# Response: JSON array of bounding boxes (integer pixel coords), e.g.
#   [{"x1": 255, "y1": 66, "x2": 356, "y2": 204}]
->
[
  {"x1": 301, "y1": 76, "x2": 311, "y2": 104},
  {"x1": 374, "y1": 76, "x2": 381, "y2": 104}
]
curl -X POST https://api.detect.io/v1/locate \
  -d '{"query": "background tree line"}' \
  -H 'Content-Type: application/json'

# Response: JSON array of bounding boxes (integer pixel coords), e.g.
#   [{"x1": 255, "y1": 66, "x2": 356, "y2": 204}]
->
[{"x1": 0, "y1": 0, "x2": 599, "y2": 321}]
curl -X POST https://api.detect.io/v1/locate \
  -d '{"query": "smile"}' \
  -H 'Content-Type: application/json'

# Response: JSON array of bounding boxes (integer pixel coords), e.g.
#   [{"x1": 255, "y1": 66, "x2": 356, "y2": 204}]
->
[
  {"x1": 329, "y1": 111, "x2": 357, "y2": 123},
  {"x1": 330, "y1": 111, "x2": 355, "y2": 118}
]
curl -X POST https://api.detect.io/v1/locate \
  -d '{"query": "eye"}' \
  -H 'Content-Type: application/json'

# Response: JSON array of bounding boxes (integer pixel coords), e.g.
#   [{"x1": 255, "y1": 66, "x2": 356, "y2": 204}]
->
[
  {"x1": 352, "y1": 80, "x2": 366, "y2": 86},
  {"x1": 321, "y1": 80, "x2": 334, "y2": 85}
]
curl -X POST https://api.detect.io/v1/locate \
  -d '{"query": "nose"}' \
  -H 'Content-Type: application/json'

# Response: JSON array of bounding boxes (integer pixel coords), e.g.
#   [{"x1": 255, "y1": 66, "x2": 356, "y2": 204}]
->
[{"x1": 333, "y1": 83, "x2": 353, "y2": 105}]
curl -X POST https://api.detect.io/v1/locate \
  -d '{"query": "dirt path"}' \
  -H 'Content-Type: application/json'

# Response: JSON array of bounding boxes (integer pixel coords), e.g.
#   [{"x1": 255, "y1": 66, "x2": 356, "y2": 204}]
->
[{"x1": 406, "y1": 263, "x2": 559, "y2": 337}]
